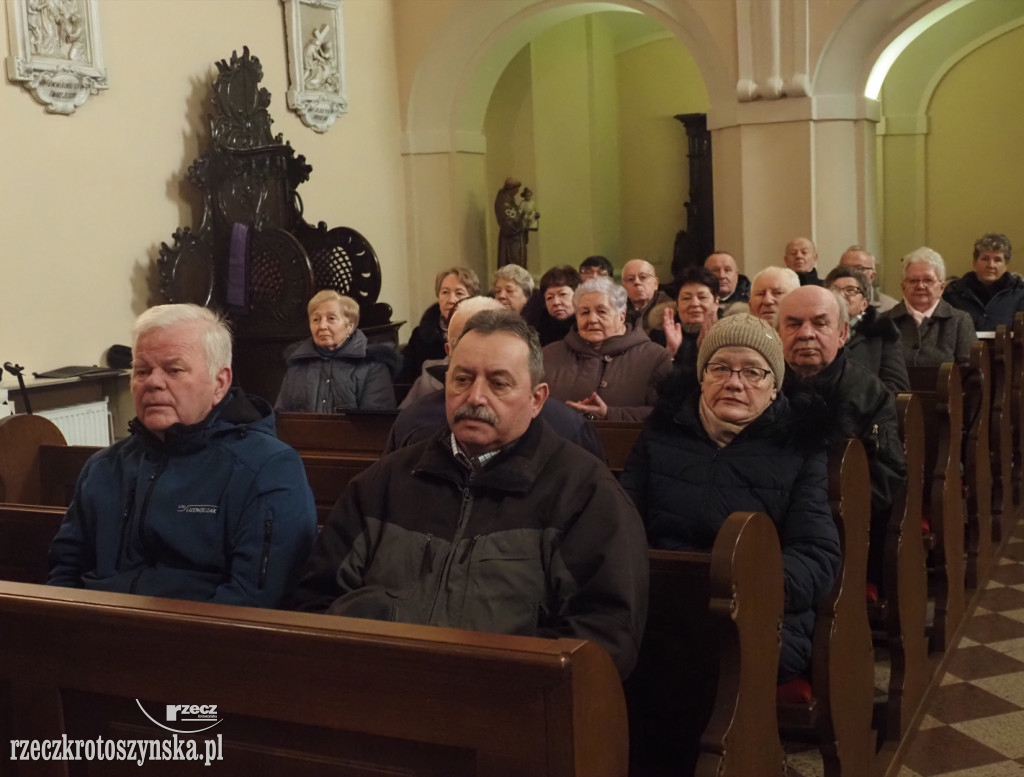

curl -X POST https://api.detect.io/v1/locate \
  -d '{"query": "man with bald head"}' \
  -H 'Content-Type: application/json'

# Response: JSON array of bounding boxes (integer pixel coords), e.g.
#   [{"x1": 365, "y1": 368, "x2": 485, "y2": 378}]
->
[
  {"x1": 840, "y1": 245, "x2": 897, "y2": 312},
  {"x1": 385, "y1": 296, "x2": 602, "y2": 456},
  {"x1": 778, "y1": 285, "x2": 906, "y2": 578},
  {"x1": 784, "y1": 237, "x2": 823, "y2": 286},
  {"x1": 622, "y1": 258, "x2": 671, "y2": 333},
  {"x1": 705, "y1": 251, "x2": 750, "y2": 315},
  {"x1": 749, "y1": 266, "x2": 800, "y2": 323}
]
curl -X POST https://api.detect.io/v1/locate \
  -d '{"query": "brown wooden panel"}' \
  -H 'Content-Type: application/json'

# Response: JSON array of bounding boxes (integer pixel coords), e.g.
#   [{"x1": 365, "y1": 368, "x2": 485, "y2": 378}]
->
[
  {"x1": 590, "y1": 421, "x2": 642, "y2": 474},
  {"x1": 0, "y1": 415, "x2": 67, "y2": 504},
  {"x1": 0, "y1": 504, "x2": 65, "y2": 584},
  {"x1": 879, "y1": 394, "x2": 931, "y2": 747},
  {"x1": 0, "y1": 583, "x2": 628, "y2": 777},
  {"x1": 276, "y1": 412, "x2": 397, "y2": 457},
  {"x1": 628, "y1": 512, "x2": 786, "y2": 777}
]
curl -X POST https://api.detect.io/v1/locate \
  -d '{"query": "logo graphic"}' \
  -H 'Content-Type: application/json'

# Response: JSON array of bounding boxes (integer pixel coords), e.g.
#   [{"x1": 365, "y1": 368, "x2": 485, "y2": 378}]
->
[
  {"x1": 176, "y1": 505, "x2": 218, "y2": 514},
  {"x1": 135, "y1": 700, "x2": 223, "y2": 734}
]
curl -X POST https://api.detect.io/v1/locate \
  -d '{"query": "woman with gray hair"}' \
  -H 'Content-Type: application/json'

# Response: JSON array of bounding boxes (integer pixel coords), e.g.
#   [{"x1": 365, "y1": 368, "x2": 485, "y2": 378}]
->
[
  {"x1": 542, "y1": 277, "x2": 672, "y2": 421},
  {"x1": 883, "y1": 247, "x2": 976, "y2": 366},
  {"x1": 492, "y1": 263, "x2": 535, "y2": 314},
  {"x1": 276, "y1": 290, "x2": 400, "y2": 412}
]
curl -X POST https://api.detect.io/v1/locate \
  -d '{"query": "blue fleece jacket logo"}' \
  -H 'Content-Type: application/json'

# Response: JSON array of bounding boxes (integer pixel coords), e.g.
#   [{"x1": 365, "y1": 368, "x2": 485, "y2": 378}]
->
[{"x1": 177, "y1": 505, "x2": 218, "y2": 515}]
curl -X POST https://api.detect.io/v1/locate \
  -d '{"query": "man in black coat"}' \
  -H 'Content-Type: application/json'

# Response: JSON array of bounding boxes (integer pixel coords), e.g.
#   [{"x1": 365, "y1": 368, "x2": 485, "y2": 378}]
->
[{"x1": 777, "y1": 285, "x2": 907, "y2": 579}]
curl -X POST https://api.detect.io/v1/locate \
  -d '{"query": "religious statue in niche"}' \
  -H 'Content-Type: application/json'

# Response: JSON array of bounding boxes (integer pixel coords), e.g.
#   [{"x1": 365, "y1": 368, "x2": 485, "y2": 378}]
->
[
  {"x1": 283, "y1": 0, "x2": 348, "y2": 133},
  {"x1": 5, "y1": 0, "x2": 108, "y2": 114},
  {"x1": 495, "y1": 178, "x2": 540, "y2": 268}
]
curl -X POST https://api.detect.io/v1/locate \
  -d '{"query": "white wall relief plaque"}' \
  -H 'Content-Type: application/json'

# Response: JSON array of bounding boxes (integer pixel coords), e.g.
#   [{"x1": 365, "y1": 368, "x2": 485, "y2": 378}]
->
[
  {"x1": 282, "y1": 0, "x2": 348, "y2": 133},
  {"x1": 6, "y1": 0, "x2": 109, "y2": 114}
]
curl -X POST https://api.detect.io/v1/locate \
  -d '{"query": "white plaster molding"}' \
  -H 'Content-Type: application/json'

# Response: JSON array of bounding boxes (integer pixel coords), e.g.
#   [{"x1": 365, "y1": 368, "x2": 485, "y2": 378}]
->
[
  {"x1": 878, "y1": 114, "x2": 929, "y2": 136},
  {"x1": 711, "y1": 94, "x2": 880, "y2": 129},
  {"x1": 735, "y1": 0, "x2": 811, "y2": 102}
]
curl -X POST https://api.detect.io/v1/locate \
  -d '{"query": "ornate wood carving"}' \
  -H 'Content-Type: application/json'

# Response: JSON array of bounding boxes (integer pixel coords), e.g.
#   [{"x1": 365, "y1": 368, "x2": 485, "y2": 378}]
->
[{"x1": 157, "y1": 47, "x2": 397, "y2": 401}]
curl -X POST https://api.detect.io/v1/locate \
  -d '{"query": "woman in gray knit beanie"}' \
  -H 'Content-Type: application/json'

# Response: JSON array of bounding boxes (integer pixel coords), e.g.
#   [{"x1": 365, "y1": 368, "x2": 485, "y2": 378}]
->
[{"x1": 620, "y1": 312, "x2": 839, "y2": 683}]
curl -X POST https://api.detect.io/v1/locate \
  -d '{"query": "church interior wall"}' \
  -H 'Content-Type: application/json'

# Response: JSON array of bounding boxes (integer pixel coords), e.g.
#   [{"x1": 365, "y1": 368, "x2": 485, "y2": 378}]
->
[
  {"x1": 1, "y1": 0, "x2": 409, "y2": 377},
  {"x1": 923, "y1": 24, "x2": 1024, "y2": 278}
]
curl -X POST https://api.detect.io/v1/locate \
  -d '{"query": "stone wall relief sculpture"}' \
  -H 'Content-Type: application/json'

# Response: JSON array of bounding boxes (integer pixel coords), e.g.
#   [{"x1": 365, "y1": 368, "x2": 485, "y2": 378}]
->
[
  {"x1": 5, "y1": 0, "x2": 108, "y2": 114},
  {"x1": 282, "y1": 0, "x2": 348, "y2": 133}
]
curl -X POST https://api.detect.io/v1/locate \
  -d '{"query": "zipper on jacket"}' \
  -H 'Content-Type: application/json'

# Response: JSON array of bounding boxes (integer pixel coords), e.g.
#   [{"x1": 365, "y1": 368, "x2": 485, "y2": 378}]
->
[
  {"x1": 459, "y1": 534, "x2": 481, "y2": 565},
  {"x1": 420, "y1": 534, "x2": 434, "y2": 575},
  {"x1": 115, "y1": 487, "x2": 138, "y2": 569},
  {"x1": 428, "y1": 485, "x2": 474, "y2": 621},
  {"x1": 135, "y1": 461, "x2": 167, "y2": 555},
  {"x1": 258, "y1": 517, "x2": 273, "y2": 589}
]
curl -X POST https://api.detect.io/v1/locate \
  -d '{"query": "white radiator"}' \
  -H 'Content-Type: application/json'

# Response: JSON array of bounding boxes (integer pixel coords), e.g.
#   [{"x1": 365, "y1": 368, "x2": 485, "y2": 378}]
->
[{"x1": 37, "y1": 399, "x2": 112, "y2": 446}]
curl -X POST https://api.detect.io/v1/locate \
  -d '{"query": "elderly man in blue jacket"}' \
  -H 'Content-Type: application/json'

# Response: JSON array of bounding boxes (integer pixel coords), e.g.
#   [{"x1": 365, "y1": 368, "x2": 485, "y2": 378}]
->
[{"x1": 47, "y1": 304, "x2": 317, "y2": 608}]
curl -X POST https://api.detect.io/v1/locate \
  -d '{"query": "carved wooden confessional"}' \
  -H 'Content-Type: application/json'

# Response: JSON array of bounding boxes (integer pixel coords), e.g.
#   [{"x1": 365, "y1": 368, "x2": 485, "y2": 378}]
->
[{"x1": 157, "y1": 47, "x2": 399, "y2": 403}]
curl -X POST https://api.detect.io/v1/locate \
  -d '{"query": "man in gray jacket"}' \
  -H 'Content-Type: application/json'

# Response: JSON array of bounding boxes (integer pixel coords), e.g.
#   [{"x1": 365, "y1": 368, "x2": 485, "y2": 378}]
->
[{"x1": 292, "y1": 309, "x2": 649, "y2": 678}]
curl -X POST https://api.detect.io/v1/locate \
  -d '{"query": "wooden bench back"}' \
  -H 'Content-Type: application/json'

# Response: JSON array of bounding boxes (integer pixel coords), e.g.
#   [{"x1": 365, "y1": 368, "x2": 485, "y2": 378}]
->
[
  {"x1": 0, "y1": 414, "x2": 67, "y2": 504},
  {"x1": 804, "y1": 437, "x2": 876, "y2": 777},
  {"x1": 590, "y1": 421, "x2": 642, "y2": 475},
  {"x1": 907, "y1": 362, "x2": 965, "y2": 652},
  {"x1": 0, "y1": 583, "x2": 628, "y2": 777},
  {"x1": 880, "y1": 394, "x2": 930, "y2": 744},
  {"x1": 275, "y1": 411, "x2": 396, "y2": 457},
  {"x1": 989, "y1": 325, "x2": 1014, "y2": 543},
  {"x1": 0, "y1": 504, "x2": 65, "y2": 584},
  {"x1": 627, "y1": 511, "x2": 785, "y2": 777},
  {"x1": 961, "y1": 341, "x2": 994, "y2": 588}
]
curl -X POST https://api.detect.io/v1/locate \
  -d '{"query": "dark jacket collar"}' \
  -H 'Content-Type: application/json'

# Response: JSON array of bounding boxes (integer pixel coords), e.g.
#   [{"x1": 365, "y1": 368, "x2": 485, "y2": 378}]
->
[
  {"x1": 128, "y1": 388, "x2": 274, "y2": 455},
  {"x1": 413, "y1": 416, "x2": 552, "y2": 494}
]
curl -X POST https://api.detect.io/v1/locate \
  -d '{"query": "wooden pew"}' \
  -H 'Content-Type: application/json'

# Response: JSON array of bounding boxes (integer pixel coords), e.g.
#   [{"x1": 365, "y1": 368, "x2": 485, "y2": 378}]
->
[
  {"x1": 989, "y1": 325, "x2": 1014, "y2": 544},
  {"x1": 961, "y1": 342, "x2": 993, "y2": 589},
  {"x1": 275, "y1": 411, "x2": 396, "y2": 458},
  {"x1": 38, "y1": 444, "x2": 100, "y2": 506},
  {"x1": 0, "y1": 583, "x2": 627, "y2": 777},
  {"x1": 590, "y1": 420, "x2": 643, "y2": 475},
  {"x1": 0, "y1": 504, "x2": 65, "y2": 584},
  {"x1": 877, "y1": 394, "x2": 930, "y2": 750},
  {"x1": 0, "y1": 414, "x2": 67, "y2": 504},
  {"x1": 906, "y1": 363, "x2": 965, "y2": 654},
  {"x1": 627, "y1": 511, "x2": 785, "y2": 777},
  {"x1": 302, "y1": 452, "x2": 378, "y2": 524},
  {"x1": 778, "y1": 438, "x2": 875, "y2": 777},
  {"x1": 1012, "y1": 312, "x2": 1024, "y2": 518}
]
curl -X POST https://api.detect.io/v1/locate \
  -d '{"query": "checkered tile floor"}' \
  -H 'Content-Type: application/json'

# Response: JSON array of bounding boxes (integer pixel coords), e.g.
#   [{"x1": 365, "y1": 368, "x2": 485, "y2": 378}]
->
[{"x1": 785, "y1": 518, "x2": 1024, "y2": 777}]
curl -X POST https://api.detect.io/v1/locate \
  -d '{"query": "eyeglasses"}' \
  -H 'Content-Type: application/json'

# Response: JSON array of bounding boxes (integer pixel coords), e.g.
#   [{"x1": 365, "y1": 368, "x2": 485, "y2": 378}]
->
[
  {"x1": 903, "y1": 278, "x2": 939, "y2": 287},
  {"x1": 704, "y1": 363, "x2": 772, "y2": 386},
  {"x1": 830, "y1": 286, "x2": 865, "y2": 299}
]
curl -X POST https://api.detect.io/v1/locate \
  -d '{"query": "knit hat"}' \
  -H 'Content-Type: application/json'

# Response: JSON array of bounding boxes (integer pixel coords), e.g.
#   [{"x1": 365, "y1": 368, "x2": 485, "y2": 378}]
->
[{"x1": 696, "y1": 313, "x2": 785, "y2": 389}]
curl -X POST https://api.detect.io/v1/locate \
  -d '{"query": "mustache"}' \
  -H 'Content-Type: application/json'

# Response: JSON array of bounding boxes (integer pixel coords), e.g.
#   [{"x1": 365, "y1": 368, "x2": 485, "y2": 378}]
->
[{"x1": 453, "y1": 405, "x2": 498, "y2": 426}]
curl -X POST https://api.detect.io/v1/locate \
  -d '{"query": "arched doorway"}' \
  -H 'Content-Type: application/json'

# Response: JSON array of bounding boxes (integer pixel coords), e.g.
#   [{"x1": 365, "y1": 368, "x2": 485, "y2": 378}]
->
[{"x1": 401, "y1": 0, "x2": 728, "y2": 312}]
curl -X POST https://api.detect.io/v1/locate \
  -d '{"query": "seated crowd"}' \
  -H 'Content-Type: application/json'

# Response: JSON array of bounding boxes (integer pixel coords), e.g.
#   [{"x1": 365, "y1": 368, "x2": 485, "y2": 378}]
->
[{"x1": 39, "y1": 229, "x2": 1014, "y2": 693}]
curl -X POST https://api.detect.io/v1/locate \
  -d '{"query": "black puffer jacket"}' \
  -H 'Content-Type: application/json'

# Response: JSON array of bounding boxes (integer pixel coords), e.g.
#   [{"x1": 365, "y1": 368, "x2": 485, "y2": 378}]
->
[
  {"x1": 943, "y1": 271, "x2": 1024, "y2": 331},
  {"x1": 399, "y1": 303, "x2": 447, "y2": 383},
  {"x1": 275, "y1": 330, "x2": 400, "y2": 413},
  {"x1": 620, "y1": 392, "x2": 840, "y2": 682},
  {"x1": 783, "y1": 350, "x2": 907, "y2": 582},
  {"x1": 846, "y1": 305, "x2": 910, "y2": 392}
]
